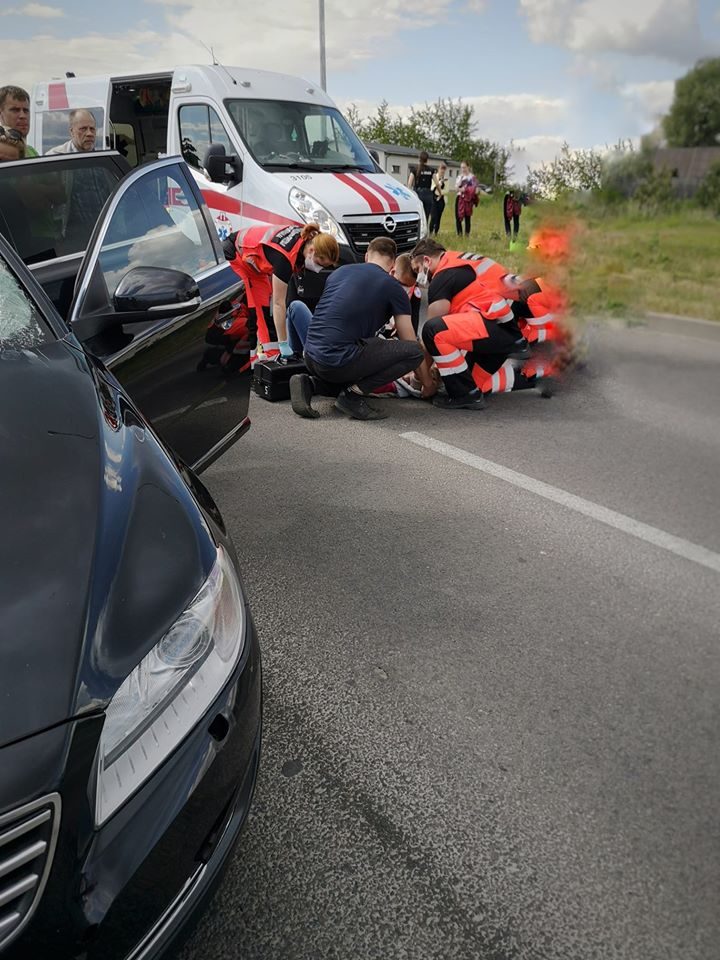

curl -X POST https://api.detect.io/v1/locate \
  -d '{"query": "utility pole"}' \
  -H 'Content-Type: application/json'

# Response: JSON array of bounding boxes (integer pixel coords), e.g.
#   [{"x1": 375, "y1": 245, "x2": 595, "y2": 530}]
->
[{"x1": 319, "y1": 0, "x2": 327, "y2": 90}]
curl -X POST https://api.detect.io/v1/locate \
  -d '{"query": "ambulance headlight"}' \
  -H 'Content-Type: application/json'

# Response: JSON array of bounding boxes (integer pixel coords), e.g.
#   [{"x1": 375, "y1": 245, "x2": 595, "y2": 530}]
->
[
  {"x1": 95, "y1": 547, "x2": 245, "y2": 825},
  {"x1": 289, "y1": 187, "x2": 348, "y2": 244},
  {"x1": 419, "y1": 203, "x2": 428, "y2": 238}
]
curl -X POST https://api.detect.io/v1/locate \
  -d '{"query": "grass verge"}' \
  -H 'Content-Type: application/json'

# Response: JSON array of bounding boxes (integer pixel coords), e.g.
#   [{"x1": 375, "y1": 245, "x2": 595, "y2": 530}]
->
[{"x1": 432, "y1": 194, "x2": 720, "y2": 322}]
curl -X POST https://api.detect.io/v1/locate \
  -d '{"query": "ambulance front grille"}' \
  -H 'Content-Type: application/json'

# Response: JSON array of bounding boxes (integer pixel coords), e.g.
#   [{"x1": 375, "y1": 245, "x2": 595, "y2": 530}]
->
[
  {"x1": 343, "y1": 215, "x2": 421, "y2": 254},
  {"x1": 0, "y1": 794, "x2": 60, "y2": 953}
]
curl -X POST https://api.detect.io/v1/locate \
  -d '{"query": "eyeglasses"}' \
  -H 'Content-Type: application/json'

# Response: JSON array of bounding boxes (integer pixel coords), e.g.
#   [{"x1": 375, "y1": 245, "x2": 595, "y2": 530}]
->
[{"x1": 0, "y1": 126, "x2": 23, "y2": 143}]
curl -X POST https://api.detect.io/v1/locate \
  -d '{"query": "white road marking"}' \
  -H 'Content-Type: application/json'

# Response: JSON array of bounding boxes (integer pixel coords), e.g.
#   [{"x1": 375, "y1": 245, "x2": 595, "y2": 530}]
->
[{"x1": 400, "y1": 431, "x2": 720, "y2": 575}]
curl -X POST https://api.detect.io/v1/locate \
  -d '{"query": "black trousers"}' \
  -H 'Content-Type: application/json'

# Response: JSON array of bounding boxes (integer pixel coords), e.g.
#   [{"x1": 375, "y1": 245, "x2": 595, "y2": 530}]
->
[
  {"x1": 416, "y1": 187, "x2": 433, "y2": 220},
  {"x1": 305, "y1": 338, "x2": 424, "y2": 395},
  {"x1": 429, "y1": 196, "x2": 445, "y2": 234},
  {"x1": 504, "y1": 214, "x2": 520, "y2": 238}
]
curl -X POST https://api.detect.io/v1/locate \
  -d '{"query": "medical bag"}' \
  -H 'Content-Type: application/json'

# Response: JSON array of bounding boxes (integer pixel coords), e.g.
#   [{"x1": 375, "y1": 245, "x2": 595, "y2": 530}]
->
[{"x1": 252, "y1": 358, "x2": 308, "y2": 402}]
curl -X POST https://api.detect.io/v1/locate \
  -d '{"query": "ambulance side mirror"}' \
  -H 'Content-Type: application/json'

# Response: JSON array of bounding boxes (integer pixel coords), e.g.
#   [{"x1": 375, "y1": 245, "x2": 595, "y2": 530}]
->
[{"x1": 204, "y1": 144, "x2": 243, "y2": 185}]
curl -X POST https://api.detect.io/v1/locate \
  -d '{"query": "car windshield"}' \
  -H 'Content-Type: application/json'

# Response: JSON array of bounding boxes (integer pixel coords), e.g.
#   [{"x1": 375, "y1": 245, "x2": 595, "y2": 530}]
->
[
  {"x1": 225, "y1": 99, "x2": 375, "y2": 173},
  {"x1": 0, "y1": 156, "x2": 120, "y2": 265},
  {"x1": 0, "y1": 258, "x2": 52, "y2": 349}
]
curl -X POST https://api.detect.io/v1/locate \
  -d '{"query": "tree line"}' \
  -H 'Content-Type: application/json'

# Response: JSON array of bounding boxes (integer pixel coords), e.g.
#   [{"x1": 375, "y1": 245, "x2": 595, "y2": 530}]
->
[
  {"x1": 346, "y1": 57, "x2": 720, "y2": 215},
  {"x1": 346, "y1": 98, "x2": 512, "y2": 187}
]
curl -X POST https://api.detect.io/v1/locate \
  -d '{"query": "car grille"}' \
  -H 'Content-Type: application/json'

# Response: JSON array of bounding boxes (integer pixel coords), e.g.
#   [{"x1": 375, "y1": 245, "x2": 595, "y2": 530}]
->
[
  {"x1": 0, "y1": 794, "x2": 61, "y2": 952},
  {"x1": 343, "y1": 215, "x2": 421, "y2": 255}
]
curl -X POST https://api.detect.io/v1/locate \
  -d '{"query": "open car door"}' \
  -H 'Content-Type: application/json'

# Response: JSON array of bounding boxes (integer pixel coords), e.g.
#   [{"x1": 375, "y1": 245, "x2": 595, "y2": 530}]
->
[{"x1": 68, "y1": 157, "x2": 251, "y2": 472}]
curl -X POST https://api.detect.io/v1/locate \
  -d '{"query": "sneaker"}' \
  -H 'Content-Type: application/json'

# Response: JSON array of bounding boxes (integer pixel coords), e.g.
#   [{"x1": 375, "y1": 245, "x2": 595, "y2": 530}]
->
[
  {"x1": 289, "y1": 374, "x2": 320, "y2": 419},
  {"x1": 334, "y1": 390, "x2": 388, "y2": 421},
  {"x1": 537, "y1": 376, "x2": 556, "y2": 399},
  {"x1": 508, "y1": 337, "x2": 531, "y2": 362},
  {"x1": 432, "y1": 390, "x2": 487, "y2": 411}
]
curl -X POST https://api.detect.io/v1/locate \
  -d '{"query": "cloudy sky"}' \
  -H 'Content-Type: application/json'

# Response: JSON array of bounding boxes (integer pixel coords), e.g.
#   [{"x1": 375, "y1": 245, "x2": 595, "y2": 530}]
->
[{"x1": 1, "y1": 0, "x2": 718, "y2": 176}]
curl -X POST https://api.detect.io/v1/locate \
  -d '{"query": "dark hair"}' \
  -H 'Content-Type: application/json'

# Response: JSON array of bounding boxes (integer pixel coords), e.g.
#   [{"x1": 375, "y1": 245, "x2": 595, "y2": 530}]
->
[
  {"x1": 410, "y1": 238, "x2": 446, "y2": 259},
  {"x1": 367, "y1": 237, "x2": 397, "y2": 260},
  {"x1": 417, "y1": 150, "x2": 430, "y2": 176},
  {"x1": 0, "y1": 86, "x2": 30, "y2": 110}
]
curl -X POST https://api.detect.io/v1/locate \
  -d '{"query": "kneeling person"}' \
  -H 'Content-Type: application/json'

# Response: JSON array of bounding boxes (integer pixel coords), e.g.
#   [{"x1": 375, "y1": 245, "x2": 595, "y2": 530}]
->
[{"x1": 292, "y1": 237, "x2": 434, "y2": 421}]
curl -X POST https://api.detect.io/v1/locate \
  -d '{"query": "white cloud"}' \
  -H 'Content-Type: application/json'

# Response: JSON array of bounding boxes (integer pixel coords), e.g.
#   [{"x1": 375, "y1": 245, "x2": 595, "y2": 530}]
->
[
  {"x1": 339, "y1": 93, "x2": 569, "y2": 144},
  {"x1": 0, "y1": 0, "x2": 453, "y2": 91},
  {"x1": 464, "y1": 0, "x2": 488, "y2": 11},
  {"x1": 510, "y1": 135, "x2": 567, "y2": 179},
  {"x1": 620, "y1": 79, "x2": 674, "y2": 124},
  {"x1": 0, "y1": 2, "x2": 64, "y2": 15},
  {"x1": 519, "y1": 0, "x2": 706, "y2": 63}
]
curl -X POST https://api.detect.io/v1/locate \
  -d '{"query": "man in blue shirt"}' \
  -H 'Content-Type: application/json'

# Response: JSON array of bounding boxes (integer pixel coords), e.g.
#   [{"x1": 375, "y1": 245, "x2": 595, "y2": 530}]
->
[{"x1": 290, "y1": 237, "x2": 434, "y2": 421}]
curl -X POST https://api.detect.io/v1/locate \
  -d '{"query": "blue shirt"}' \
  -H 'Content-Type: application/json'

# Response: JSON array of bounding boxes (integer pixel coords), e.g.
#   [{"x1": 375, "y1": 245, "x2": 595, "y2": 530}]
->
[{"x1": 304, "y1": 263, "x2": 412, "y2": 366}]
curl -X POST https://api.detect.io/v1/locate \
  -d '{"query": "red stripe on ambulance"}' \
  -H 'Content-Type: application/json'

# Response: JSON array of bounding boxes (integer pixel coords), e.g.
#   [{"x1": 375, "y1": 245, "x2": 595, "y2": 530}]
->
[
  {"x1": 200, "y1": 190, "x2": 301, "y2": 226},
  {"x1": 333, "y1": 173, "x2": 384, "y2": 213},
  {"x1": 354, "y1": 173, "x2": 400, "y2": 213},
  {"x1": 48, "y1": 83, "x2": 69, "y2": 110}
]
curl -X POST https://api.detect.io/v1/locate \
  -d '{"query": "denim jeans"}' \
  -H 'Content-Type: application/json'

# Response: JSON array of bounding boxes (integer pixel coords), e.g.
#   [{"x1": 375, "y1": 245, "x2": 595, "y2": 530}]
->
[{"x1": 286, "y1": 301, "x2": 314, "y2": 355}]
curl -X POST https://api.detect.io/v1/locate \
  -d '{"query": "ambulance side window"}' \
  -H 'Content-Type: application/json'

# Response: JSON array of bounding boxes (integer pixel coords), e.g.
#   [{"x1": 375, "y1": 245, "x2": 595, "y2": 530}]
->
[{"x1": 178, "y1": 105, "x2": 233, "y2": 171}]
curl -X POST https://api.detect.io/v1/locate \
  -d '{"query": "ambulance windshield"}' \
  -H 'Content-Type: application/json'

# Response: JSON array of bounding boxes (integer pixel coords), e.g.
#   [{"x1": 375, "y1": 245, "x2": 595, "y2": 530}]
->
[{"x1": 225, "y1": 100, "x2": 376, "y2": 173}]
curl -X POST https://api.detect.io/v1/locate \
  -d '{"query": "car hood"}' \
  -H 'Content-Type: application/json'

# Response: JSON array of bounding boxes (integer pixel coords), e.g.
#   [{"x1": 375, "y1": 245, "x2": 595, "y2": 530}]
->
[
  {"x1": 0, "y1": 337, "x2": 216, "y2": 747},
  {"x1": 272, "y1": 170, "x2": 422, "y2": 218},
  {"x1": 195, "y1": 168, "x2": 422, "y2": 227}
]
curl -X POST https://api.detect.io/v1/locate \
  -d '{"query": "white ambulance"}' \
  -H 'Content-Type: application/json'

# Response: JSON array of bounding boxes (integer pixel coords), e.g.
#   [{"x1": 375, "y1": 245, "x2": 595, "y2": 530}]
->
[{"x1": 29, "y1": 64, "x2": 425, "y2": 261}]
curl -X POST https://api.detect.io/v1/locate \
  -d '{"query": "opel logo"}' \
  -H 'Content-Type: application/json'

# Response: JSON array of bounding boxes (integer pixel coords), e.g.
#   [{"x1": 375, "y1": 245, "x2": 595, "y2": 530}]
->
[{"x1": 384, "y1": 216, "x2": 396, "y2": 234}]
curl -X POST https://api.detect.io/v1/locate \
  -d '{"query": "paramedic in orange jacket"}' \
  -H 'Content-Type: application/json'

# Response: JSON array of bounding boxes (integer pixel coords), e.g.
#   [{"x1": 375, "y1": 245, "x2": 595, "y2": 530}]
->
[
  {"x1": 410, "y1": 240, "x2": 553, "y2": 408},
  {"x1": 420, "y1": 287, "x2": 531, "y2": 409},
  {"x1": 410, "y1": 239, "x2": 513, "y2": 322},
  {"x1": 224, "y1": 222, "x2": 337, "y2": 360},
  {"x1": 411, "y1": 238, "x2": 566, "y2": 346}
]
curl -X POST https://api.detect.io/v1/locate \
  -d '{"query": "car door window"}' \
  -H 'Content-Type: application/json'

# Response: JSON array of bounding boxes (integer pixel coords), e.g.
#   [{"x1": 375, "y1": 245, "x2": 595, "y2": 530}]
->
[
  {"x1": 0, "y1": 258, "x2": 52, "y2": 349},
  {"x1": 179, "y1": 104, "x2": 233, "y2": 171},
  {"x1": 98, "y1": 163, "x2": 218, "y2": 298}
]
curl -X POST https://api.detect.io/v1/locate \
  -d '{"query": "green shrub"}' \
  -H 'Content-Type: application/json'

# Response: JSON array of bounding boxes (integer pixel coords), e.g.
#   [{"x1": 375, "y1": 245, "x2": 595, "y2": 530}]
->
[
  {"x1": 633, "y1": 167, "x2": 676, "y2": 214},
  {"x1": 697, "y1": 161, "x2": 720, "y2": 216}
]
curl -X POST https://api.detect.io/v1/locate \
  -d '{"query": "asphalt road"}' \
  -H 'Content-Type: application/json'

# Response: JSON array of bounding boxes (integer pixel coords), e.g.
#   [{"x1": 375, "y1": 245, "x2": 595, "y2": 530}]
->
[{"x1": 175, "y1": 319, "x2": 720, "y2": 960}]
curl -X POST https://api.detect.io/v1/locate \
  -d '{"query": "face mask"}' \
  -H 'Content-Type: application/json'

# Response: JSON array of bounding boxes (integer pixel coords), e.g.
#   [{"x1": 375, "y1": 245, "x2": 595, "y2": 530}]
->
[
  {"x1": 415, "y1": 269, "x2": 429, "y2": 288},
  {"x1": 304, "y1": 253, "x2": 323, "y2": 273}
]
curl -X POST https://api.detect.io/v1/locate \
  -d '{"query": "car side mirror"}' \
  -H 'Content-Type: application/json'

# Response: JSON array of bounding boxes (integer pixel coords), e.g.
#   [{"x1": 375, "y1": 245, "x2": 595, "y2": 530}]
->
[
  {"x1": 204, "y1": 145, "x2": 243, "y2": 185},
  {"x1": 113, "y1": 266, "x2": 201, "y2": 319}
]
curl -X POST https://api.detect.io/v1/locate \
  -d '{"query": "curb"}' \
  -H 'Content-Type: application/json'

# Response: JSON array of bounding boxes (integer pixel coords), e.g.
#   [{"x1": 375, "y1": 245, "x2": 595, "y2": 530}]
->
[{"x1": 641, "y1": 311, "x2": 720, "y2": 343}]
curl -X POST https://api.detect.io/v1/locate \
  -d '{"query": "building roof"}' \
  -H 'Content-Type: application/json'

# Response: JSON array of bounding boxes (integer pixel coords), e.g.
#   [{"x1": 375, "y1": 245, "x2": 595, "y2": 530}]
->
[
  {"x1": 652, "y1": 147, "x2": 720, "y2": 182},
  {"x1": 364, "y1": 140, "x2": 461, "y2": 165}
]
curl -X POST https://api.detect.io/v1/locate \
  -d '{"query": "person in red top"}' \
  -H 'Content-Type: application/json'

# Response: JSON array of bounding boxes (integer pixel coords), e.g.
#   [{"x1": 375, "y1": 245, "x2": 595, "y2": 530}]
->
[
  {"x1": 503, "y1": 190, "x2": 522, "y2": 242},
  {"x1": 224, "y1": 222, "x2": 336, "y2": 361}
]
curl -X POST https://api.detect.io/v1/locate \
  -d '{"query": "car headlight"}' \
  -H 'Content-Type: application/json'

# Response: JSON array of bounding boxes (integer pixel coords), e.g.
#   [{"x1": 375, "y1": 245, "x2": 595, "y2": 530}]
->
[
  {"x1": 289, "y1": 187, "x2": 348, "y2": 244},
  {"x1": 95, "y1": 546, "x2": 245, "y2": 826}
]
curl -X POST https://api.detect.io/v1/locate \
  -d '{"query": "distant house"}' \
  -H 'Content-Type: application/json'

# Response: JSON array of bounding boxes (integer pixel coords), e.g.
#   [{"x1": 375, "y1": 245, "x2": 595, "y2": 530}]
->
[
  {"x1": 652, "y1": 147, "x2": 720, "y2": 197},
  {"x1": 365, "y1": 141, "x2": 461, "y2": 186}
]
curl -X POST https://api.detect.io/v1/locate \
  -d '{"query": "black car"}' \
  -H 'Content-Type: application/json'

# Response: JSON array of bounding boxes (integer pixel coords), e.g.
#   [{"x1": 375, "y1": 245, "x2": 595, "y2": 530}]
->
[{"x1": 0, "y1": 154, "x2": 261, "y2": 959}]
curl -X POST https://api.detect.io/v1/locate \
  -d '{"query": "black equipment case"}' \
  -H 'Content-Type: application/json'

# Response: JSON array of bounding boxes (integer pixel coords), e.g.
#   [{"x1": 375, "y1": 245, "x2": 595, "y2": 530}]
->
[{"x1": 252, "y1": 358, "x2": 307, "y2": 402}]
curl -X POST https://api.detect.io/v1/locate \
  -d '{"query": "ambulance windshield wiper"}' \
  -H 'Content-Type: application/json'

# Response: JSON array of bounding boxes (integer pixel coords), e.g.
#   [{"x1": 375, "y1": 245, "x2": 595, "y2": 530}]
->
[{"x1": 263, "y1": 161, "x2": 368, "y2": 172}]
